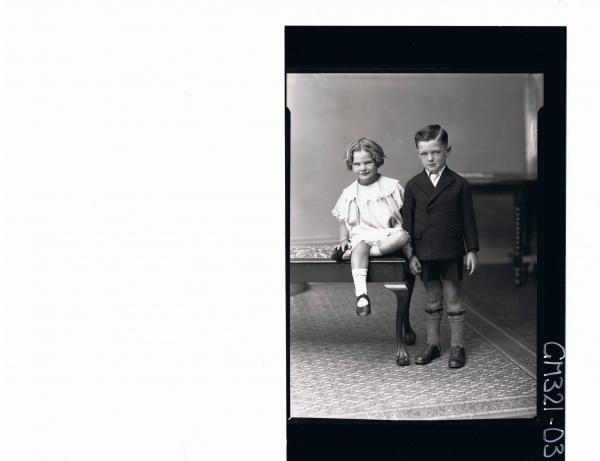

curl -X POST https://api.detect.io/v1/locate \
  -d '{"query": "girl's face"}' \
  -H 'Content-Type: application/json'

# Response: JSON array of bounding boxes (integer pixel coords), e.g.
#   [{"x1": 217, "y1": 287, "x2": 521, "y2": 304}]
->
[
  {"x1": 416, "y1": 139, "x2": 451, "y2": 174},
  {"x1": 351, "y1": 149, "x2": 379, "y2": 185}
]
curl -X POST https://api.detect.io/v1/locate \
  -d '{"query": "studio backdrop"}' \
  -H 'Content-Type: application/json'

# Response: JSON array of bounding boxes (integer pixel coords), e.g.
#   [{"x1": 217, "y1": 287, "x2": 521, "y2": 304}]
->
[{"x1": 288, "y1": 73, "x2": 542, "y2": 263}]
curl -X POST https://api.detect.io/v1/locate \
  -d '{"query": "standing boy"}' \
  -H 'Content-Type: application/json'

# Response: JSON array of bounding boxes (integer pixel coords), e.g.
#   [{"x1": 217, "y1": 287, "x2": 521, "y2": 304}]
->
[{"x1": 403, "y1": 125, "x2": 479, "y2": 368}]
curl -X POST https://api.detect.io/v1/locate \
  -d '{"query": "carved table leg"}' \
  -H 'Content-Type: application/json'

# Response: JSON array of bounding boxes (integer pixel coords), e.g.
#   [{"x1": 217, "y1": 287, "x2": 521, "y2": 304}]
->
[
  {"x1": 513, "y1": 187, "x2": 524, "y2": 287},
  {"x1": 384, "y1": 282, "x2": 415, "y2": 366},
  {"x1": 402, "y1": 273, "x2": 416, "y2": 345}
]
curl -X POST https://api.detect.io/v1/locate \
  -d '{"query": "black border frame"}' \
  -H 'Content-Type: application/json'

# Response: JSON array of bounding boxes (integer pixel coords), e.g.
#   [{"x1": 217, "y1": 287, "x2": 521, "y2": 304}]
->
[{"x1": 286, "y1": 26, "x2": 566, "y2": 461}]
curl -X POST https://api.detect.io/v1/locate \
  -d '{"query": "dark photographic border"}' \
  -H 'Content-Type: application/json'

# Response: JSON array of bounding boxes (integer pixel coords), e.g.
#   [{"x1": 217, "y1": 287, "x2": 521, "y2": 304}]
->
[{"x1": 285, "y1": 27, "x2": 565, "y2": 461}]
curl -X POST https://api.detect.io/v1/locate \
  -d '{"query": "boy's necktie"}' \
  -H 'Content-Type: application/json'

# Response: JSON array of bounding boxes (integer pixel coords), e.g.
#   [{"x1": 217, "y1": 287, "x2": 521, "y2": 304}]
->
[{"x1": 429, "y1": 172, "x2": 440, "y2": 186}]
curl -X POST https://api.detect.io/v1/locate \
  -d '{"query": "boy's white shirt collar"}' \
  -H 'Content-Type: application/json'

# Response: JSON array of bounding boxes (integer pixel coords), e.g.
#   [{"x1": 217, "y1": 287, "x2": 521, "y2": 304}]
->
[{"x1": 428, "y1": 165, "x2": 446, "y2": 186}]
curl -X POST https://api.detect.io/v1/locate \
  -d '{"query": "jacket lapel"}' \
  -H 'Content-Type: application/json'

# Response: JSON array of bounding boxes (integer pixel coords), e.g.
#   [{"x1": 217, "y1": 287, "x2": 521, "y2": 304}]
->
[
  {"x1": 414, "y1": 170, "x2": 435, "y2": 196},
  {"x1": 427, "y1": 167, "x2": 456, "y2": 206}
]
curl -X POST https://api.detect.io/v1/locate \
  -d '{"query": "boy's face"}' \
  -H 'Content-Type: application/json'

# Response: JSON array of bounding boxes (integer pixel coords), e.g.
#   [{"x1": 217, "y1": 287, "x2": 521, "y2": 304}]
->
[{"x1": 416, "y1": 139, "x2": 451, "y2": 175}]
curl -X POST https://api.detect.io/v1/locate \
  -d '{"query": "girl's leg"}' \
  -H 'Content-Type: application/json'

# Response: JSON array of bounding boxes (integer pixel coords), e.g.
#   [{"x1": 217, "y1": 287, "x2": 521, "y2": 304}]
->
[
  {"x1": 351, "y1": 241, "x2": 371, "y2": 310},
  {"x1": 442, "y1": 280, "x2": 465, "y2": 347},
  {"x1": 351, "y1": 240, "x2": 370, "y2": 270},
  {"x1": 371, "y1": 230, "x2": 409, "y2": 256}
]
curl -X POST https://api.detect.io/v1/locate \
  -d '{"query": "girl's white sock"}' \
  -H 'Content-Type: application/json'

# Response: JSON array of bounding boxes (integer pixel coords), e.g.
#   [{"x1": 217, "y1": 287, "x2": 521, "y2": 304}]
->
[{"x1": 352, "y1": 268, "x2": 369, "y2": 307}]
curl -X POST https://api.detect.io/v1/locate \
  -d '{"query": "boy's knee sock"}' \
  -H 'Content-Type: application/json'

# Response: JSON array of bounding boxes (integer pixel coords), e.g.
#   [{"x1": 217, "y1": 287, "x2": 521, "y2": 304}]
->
[
  {"x1": 425, "y1": 306, "x2": 443, "y2": 345},
  {"x1": 447, "y1": 310, "x2": 466, "y2": 347},
  {"x1": 351, "y1": 268, "x2": 368, "y2": 306}
]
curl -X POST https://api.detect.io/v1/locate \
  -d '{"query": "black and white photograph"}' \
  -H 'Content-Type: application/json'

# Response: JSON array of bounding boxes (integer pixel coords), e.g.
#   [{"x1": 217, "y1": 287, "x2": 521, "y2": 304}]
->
[
  {"x1": 7, "y1": 2, "x2": 600, "y2": 459},
  {"x1": 286, "y1": 26, "x2": 566, "y2": 460},
  {"x1": 288, "y1": 72, "x2": 540, "y2": 420}
]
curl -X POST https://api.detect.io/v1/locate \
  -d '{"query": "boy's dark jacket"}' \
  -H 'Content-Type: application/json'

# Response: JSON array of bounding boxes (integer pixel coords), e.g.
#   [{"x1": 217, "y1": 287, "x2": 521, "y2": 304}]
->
[{"x1": 402, "y1": 167, "x2": 479, "y2": 261}]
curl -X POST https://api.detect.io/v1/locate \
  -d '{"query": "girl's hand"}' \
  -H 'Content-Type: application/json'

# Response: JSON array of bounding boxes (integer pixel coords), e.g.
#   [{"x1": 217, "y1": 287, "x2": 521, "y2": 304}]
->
[
  {"x1": 466, "y1": 251, "x2": 478, "y2": 275},
  {"x1": 409, "y1": 255, "x2": 421, "y2": 275},
  {"x1": 335, "y1": 239, "x2": 350, "y2": 252}
]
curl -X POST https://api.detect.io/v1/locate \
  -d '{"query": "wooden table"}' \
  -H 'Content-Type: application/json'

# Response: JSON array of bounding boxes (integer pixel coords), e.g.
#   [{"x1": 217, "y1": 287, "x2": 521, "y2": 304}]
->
[
  {"x1": 289, "y1": 247, "x2": 416, "y2": 364},
  {"x1": 466, "y1": 174, "x2": 537, "y2": 286}
]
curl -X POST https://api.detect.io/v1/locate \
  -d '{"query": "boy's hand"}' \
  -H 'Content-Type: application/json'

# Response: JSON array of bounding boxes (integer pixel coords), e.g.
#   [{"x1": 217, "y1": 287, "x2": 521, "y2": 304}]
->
[
  {"x1": 409, "y1": 255, "x2": 422, "y2": 275},
  {"x1": 466, "y1": 251, "x2": 478, "y2": 275}
]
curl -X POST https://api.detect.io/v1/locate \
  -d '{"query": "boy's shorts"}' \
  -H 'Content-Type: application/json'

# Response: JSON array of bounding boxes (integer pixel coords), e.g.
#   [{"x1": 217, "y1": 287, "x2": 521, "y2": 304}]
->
[{"x1": 420, "y1": 257, "x2": 464, "y2": 282}]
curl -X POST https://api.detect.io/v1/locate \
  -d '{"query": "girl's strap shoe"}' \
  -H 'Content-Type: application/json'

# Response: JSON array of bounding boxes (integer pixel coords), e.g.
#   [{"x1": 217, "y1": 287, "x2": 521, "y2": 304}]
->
[{"x1": 356, "y1": 293, "x2": 371, "y2": 316}]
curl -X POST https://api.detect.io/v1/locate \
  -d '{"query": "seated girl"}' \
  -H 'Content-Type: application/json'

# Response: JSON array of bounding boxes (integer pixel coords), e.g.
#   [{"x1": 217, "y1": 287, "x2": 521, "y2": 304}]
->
[{"x1": 332, "y1": 137, "x2": 413, "y2": 316}]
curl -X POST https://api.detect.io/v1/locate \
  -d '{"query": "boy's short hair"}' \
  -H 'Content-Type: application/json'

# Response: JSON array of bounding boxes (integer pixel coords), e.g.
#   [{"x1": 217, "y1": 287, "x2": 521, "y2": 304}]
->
[
  {"x1": 344, "y1": 137, "x2": 386, "y2": 170},
  {"x1": 414, "y1": 124, "x2": 449, "y2": 148}
]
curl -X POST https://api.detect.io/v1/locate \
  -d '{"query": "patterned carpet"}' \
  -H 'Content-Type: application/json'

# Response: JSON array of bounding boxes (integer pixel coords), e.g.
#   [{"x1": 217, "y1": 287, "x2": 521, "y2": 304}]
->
[{"x1": 290, "y1": 282, "x2": 536, "y2": 420}]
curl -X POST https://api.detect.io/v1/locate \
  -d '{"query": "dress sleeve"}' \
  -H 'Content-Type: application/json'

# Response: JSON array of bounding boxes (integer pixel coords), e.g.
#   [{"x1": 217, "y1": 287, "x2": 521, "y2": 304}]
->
[
  {"x1": 384, "y1": 181, "x2": 404, "y2": 227},
  {"x1": 331, "y1": 192, "x2": 347, "y2": 222},
  {"x1": 392, "y1": 183, "x2": 413, "y2": 255},
  {"x1": 391, "y1": 182, "x2": 405, "y2": 210}
]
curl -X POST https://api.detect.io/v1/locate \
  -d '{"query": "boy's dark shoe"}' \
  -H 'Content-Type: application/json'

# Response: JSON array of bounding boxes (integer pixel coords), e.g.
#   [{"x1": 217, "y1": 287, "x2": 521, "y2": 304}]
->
[
  {"x1": 448, "y1": 346, "x2": 466, "y2": 368},
  {"x1": 414, "y1": 343, "x2": 441, "y2": 365},
  {"x1": 356, "y1": 294, "x2": 371, "y2": 316}
]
